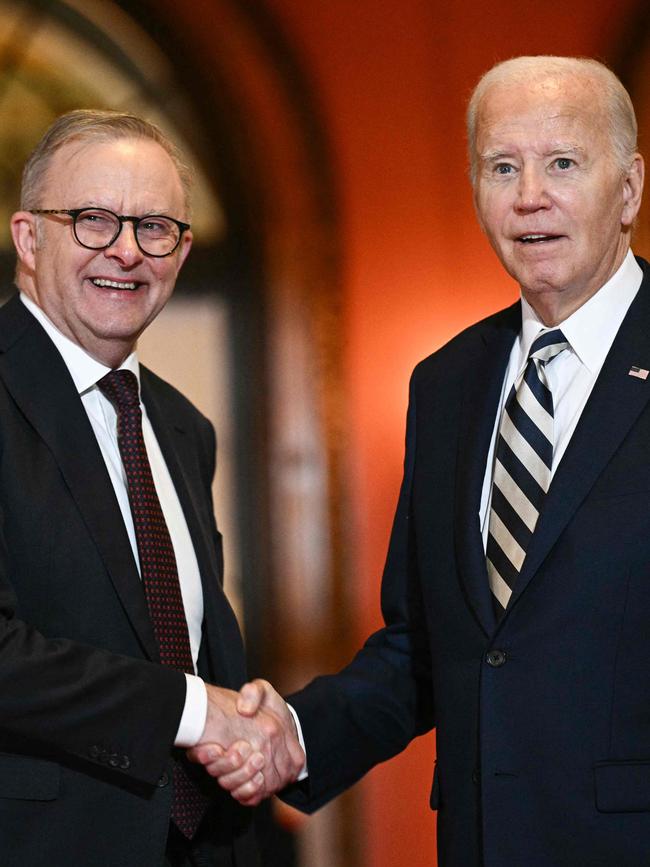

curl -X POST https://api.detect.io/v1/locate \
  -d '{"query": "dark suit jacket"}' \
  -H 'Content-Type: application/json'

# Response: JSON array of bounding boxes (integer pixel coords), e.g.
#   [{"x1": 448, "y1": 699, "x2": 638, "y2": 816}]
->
[
  {"x1": 0, "y1": 294, "x2": 259, "y2": 867},
  {"x1": 288, "y1": 257, "x2": 650, "y2": 866}
]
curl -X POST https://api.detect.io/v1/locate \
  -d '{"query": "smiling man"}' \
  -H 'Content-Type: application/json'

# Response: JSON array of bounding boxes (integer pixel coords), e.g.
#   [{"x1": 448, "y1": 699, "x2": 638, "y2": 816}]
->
[
  {"x1": 196, "y1": 57, "x2": 650, "y2": 867},
  {"x1": 0, "y1": 111, "x2": 303, "y2": 867},
  {"x1": 13, "y1": 137, "x2": 192, "y2": 367}
]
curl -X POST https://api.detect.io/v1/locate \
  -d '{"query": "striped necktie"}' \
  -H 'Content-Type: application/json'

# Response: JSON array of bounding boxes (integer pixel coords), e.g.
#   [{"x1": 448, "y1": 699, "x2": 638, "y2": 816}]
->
[{"x1": 486, "y1": 328, "x2": 569, "y2": 616}]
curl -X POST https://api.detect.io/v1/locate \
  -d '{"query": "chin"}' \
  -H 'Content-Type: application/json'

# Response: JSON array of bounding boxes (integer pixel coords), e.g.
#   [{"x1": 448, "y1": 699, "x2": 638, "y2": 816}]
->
[{"x1": 518, "y1": 266, "x2": 566, "y2": 293}]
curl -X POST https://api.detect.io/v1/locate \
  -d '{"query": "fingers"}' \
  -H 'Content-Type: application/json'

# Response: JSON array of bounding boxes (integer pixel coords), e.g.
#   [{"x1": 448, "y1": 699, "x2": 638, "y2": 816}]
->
[
  {"x1": 223, "y1": 755, "x2": 283, "y2": 806},
  {"x1": 188, "y1": 740, "x2": 270, "y2": 805},
  {"x1": 231, "y1": 775, "x2": 267, "y2": 806},
  {"x1": 188, "y1": 723, "x2": 302, "y2": 804},
  {"x1": 193, "y1": 680, "x2": 304, "y2": 805},
  {"x1": 207, "y1": 742, "x2": 266, "y2": 791},
  {"x1": 187, "y1": 743, "x2": 224, "y2": 765},
  {"x1": 218, "y1": 759, "x2": 265, "y2": 791}
]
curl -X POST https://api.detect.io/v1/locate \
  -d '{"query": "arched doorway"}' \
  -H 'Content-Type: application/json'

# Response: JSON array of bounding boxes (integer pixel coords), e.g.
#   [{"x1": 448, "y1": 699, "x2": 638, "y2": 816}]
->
[{"x1": 0, "y1": 1, "x2": 354, "y2": 864}]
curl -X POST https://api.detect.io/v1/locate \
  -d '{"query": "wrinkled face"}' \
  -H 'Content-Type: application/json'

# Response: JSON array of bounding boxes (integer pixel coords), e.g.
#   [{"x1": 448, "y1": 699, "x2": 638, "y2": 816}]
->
[
  {"x1": 472, "y1": 73, "x2": 643, "y2": 322},
  {"x1": 12, "y1": 137, "x2": 192, "y2": 365}
]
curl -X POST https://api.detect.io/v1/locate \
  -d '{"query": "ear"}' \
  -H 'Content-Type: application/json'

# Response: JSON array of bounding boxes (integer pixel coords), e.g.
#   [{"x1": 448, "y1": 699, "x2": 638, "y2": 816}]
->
[
  {"x1": 621, "y1": 153, "x2": 644, "y2": 227},
  {"x1": 10, "y1": 211, "x2": 39, "y2": 272}
]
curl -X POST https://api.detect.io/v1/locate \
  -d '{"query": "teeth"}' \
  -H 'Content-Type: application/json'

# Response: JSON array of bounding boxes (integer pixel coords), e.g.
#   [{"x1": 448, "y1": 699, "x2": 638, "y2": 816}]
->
[
  {"x1": 91, "y1": 278, "x2": 138, "y2": 290},
  {"x1": 520, "y1": 234, "x2": 553, "y2": 243}
]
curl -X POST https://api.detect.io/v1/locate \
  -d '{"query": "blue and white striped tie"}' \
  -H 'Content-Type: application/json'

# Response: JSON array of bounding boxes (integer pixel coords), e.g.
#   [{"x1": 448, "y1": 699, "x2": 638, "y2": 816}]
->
[{"x1": 487, "y1": 328, "x2": 569, "y2": 615}]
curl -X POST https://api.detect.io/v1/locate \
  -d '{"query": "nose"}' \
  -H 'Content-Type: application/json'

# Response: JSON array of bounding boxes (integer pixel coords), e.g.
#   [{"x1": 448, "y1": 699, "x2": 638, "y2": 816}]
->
[
  {"x1": 514, "y1": 164, "x2": 551, "y2": 213},
  {"x1": 103, "y1": 220, "x2": 143, "y2": 265}
]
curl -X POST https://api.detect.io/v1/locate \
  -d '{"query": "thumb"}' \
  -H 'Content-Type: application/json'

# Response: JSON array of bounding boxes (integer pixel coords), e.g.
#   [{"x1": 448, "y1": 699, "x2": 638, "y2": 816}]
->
[{"x1": 237, "y1": 679, "x2": 267, "y2": 716}]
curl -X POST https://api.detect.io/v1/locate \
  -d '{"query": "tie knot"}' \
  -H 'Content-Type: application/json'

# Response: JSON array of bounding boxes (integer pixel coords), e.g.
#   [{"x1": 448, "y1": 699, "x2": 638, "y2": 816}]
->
[
  {"x1": 97, "y1": 369, "x2": 140, "y2": 410},
  {"x1": 528, "y1": 328, "x2": 569, "y2": 365}
]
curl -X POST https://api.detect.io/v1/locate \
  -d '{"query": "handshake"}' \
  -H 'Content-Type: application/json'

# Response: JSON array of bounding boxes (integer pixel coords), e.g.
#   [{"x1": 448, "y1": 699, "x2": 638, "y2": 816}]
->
[{"x1": 188, "y1": 680, "x2": 304, "y2": 806}]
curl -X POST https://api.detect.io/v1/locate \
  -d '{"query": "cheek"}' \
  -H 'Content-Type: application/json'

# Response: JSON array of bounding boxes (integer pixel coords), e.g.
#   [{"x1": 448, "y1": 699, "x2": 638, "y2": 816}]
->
[
  {"x1": 477, "y1": 191, "x2": 509, "y2": 234},
  {"x1": 147, "y1": 264, "x2": 179, "y2": 304},
  {"x1": 558, "y1": 182, "x2": 621, "y2": 232},
  {"x1": 580, "y1": 203, "x2": 621, "y2": 243},
  {"x1": 156, "y1": 264, "x2": 178, "y2": 289}
]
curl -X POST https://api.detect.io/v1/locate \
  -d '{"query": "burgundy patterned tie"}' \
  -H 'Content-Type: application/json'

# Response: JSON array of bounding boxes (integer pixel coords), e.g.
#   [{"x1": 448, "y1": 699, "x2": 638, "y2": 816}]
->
[{"x1": 98, "y1": 369, "x2": 208, "y2": 838}]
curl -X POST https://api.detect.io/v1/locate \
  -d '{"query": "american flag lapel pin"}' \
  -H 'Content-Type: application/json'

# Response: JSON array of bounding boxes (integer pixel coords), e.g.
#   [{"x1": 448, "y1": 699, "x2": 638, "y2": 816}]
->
[{"x1": 629, "y1": 365, "x2": 650, "y2": 380}]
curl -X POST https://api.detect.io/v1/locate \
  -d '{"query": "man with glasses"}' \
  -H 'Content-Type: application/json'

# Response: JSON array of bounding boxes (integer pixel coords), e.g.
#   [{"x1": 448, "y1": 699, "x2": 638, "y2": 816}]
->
[{"x1": 0, "y1": 110, "x2": 303, "y2": 867}]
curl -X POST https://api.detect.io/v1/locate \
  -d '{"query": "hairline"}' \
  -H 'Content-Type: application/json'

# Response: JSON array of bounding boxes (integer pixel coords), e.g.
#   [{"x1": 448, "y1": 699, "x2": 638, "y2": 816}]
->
[
  {"x1": 466, "y1": 56, "x2": 638, "y2": 187},
  {"x1": 20, "y1": 110, "x2": 193, "y2": 219}
]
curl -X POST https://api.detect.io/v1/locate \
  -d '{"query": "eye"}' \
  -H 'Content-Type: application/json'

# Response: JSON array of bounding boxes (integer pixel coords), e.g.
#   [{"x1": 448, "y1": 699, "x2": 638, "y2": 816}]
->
[
  {"x1": 494, "y1": 163, "x2": 515, "y2": 175},
  {"x1": 553, "y1": 157, "x2": 574, "y2": 170},
  {"x1": 139, "y1": 217, "x2": 174, "y2": 237},
  {"x1": 77, "y1": 210, "x2": 115, "y2": 230}
]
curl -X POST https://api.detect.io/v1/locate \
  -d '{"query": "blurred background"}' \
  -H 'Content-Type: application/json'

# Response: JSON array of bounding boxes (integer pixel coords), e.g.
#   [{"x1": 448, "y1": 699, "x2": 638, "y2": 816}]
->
[{"x1": 2, "y1": 0, "x2": 650, "y2": 864}]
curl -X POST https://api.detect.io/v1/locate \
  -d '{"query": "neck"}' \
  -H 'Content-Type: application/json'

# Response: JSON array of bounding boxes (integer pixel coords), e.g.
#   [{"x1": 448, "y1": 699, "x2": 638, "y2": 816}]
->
[{"x1": 526, "y1": 295, "x2": 584, "y2": 327}]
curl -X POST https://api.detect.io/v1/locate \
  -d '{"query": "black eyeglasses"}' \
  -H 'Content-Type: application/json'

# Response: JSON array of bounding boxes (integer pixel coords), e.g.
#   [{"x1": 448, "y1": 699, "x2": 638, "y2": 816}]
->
[{"x1": 30, "y1": 208, "x2": 191, "y2": 257}]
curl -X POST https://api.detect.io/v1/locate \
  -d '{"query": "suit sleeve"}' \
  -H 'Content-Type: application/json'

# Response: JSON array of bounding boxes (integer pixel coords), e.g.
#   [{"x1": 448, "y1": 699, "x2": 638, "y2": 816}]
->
[
  {"x1": 285, "y1": 372, "x2": 435, "y2": 811},
  {"x1": 0, "y1": 498, "x2": 187, "y2": 785}
]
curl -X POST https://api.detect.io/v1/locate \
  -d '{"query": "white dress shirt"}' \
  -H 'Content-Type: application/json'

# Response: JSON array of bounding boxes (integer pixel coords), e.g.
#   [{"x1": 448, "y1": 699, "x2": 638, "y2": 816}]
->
[
  {"x1": 479, "y1": 249, "x2": 643, "y2": 546},
  {"x1": 20, "y1": 294, "x2": 207, "y2": 746}
]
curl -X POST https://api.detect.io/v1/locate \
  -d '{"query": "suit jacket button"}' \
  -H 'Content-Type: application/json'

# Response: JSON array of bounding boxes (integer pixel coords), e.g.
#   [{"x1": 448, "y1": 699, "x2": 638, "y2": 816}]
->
[
  {"x1": 120, "y1": 755, "x2": 131, "y2": 770},
  {"x1": 88, "y1": 745, "x2": 101, "y2": 759},
  {"x1": 486, "y1": 649, "x2": 507, "y2": 667},
  {"x1": 157, "y1": 772, "x2": 170, "y2": 788},
  {"x1": 472, "y1": 769, "x2": 480, "y2": 785},
  {"x1": 108, "y1": 754, "x2": 119, "y2": 767}
]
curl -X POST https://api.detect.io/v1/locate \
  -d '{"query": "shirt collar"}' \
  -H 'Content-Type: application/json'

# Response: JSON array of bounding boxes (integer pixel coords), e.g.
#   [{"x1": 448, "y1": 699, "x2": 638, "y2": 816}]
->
[
  {"x1": 19, "y1": 293, "x2": 140, "y2": 395},
  {"x1": 518, "y1": 248, "x2": 643, "y2": 374}
]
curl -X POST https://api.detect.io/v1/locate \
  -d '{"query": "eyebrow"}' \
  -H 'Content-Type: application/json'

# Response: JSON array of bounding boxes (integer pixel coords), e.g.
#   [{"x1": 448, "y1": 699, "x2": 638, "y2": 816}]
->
[
  {"x1": 545, "y1": 146, "x2": 586, "y2": 158},
  {"x1": 478, "y1": 145, "x2": 586, "y2": 163},
  {"x1": 79, "y1": 202, "x2": 175, "y2": 215},
  {"x1": 478, "y1": 150, "x2": 514, "y2": 163}
]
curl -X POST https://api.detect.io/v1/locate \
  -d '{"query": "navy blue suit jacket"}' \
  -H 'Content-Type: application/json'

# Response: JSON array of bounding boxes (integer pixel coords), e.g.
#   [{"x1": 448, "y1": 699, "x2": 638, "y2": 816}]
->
[{"x1": 288, "y1": 257, "x2": 650, "y2": 867}]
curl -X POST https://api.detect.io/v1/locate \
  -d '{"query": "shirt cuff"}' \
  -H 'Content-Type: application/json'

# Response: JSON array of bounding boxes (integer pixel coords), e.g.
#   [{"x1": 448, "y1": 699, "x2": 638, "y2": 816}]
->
[
  {"x1": 286, "y1": 702, "x2": 309, "y2": 781},
  {"x1": 174, "y1": 674, "x2": 208, "y2": 747}
]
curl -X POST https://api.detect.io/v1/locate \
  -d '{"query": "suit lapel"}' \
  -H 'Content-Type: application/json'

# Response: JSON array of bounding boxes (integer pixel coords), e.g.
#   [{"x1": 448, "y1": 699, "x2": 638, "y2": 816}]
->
[
  {"x1": 509, "y1": 265, "x2": 650, "y2": 610},
  {"x1": 141, "y1": 372, "x2": 240, "y2": 686},
  {"x1": 454, "y1": 304, "x2": 520, "y2": 636},
  {"x1": 0, "y1": 297, "x2": 159, "y2": 660}
]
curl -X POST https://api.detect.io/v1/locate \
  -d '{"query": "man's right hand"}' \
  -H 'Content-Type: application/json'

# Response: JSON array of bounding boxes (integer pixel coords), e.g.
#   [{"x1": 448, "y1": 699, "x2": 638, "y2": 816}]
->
[{"x1": 188, "y1": 682, "x2": 304, "y2": 805}]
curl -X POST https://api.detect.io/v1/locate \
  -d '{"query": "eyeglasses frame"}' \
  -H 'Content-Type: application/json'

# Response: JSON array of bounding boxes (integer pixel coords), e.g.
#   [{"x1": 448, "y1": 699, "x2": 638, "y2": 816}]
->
[{"x1": 29, "y1": 207, "x2": 191, "y2": 258}]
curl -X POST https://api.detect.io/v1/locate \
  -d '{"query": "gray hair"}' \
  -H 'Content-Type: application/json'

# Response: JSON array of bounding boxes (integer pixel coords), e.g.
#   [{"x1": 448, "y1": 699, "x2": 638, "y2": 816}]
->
[
  {"x1": 20, "y1": 109, "x2": 193, "y2": 216},
  {"x1": 466, "y1": 56, "x2": 638, "y2": 186}
]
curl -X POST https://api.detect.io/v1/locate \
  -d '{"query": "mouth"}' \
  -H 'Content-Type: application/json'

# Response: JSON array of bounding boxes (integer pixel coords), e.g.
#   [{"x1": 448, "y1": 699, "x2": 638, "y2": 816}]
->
[
  {"x1": 89, "y1": 277, "x2": 141, "y2": 291},
  {"x1": 516, "y1": 233, "x2": 564, "y2": 245}
]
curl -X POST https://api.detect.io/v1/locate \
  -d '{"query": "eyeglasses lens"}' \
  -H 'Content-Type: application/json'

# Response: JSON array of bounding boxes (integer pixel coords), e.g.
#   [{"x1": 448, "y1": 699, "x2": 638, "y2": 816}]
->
[{"x1": 73, "y1": 209, "x2": 180, "y2": 256}]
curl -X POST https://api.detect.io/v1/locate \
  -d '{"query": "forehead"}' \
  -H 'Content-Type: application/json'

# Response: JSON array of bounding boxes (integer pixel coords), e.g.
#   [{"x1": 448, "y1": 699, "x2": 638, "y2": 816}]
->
[
  {"x1": 40, "y1": 137, "x2": 186, "y2": 213},
  {"x1": 475, "y1": 74, "x2": 609, "y2": 154}
]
